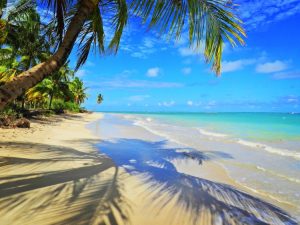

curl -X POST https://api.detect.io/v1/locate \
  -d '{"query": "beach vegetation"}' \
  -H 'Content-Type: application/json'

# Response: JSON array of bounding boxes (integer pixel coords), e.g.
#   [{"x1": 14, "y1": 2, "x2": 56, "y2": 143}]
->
[
  {"x1": 0, "y1": 2, "x2": 88, "y2": 126},
  {"x1": 0, "y1": 0, "x2": 245, "y2": 109}
]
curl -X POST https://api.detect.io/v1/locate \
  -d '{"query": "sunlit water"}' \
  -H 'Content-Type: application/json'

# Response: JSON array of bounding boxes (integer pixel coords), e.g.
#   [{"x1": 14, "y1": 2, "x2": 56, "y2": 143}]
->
[{"x1": 108, "y1": 112, "x2": 300, "y2": 220}]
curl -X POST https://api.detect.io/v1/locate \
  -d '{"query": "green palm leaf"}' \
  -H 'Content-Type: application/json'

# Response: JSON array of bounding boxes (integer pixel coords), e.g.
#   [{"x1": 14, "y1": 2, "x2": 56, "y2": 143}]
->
[{"x1": 130, "y1": 0, "x2": 245, "y2": 75}]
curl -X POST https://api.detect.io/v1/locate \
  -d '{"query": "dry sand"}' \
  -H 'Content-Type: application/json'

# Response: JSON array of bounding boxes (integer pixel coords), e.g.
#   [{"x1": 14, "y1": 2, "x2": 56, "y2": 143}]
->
[
  {"x1": 0, "y1": 113, "x2": 119, "y2": 225},
  {"x1": 0, "y1": 113, "x2": 297, "y2": 225}
]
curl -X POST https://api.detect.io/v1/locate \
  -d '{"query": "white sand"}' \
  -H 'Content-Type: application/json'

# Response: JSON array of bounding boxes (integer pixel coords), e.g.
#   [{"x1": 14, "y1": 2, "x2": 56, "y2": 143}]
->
[{"x1": 0, "y1": 113, "x2": 296, "y2": 225}]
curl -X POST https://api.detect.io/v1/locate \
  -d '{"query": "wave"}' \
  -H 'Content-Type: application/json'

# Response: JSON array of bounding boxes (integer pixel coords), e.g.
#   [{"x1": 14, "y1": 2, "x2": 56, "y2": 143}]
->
[
  {"x1": 127, "y1": 114, "x2": 300, "y2": 161},
  {"x1": 132, "y1": 119, "x2": 190, "y2": 147},
  {"x1": 197, "y1": 128, "x2": 228, "y2": 138},
  {"x1": 234, "y1": 179, "x2": 297, "y2": 207},
  {"x1": 256, "y1": 166, "x2": 300, "y2": 184},
  {"x1": 236, "y1": 139, "x2": 300, "y2": 160}
]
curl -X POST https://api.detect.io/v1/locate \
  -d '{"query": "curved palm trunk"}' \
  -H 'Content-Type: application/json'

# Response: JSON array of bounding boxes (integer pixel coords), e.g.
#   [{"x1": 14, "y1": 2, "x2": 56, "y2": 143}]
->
[{"x1": 0, "y1": 0, "x2": 98, "y2": 110}]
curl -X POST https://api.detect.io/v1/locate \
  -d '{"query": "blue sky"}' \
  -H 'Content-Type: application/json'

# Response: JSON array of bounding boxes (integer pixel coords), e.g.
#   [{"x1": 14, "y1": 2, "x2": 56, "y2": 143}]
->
[{"x1": 68, "y1": 0, "x2": 300, "y2": 112}]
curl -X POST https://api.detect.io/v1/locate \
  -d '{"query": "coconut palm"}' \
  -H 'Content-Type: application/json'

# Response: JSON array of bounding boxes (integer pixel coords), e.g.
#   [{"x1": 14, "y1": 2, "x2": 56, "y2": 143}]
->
[
  {"x1": 0, "y1": 0, "x2": 246, "y2": 109},
  {"x1": 97, "y1": 94, "x2": 103, "y2": 104},
  {"x1": 0, "y1": 3, "x2": 51, "y2": 108},
  {"x1": 3, "y1": 3, "x2": 50, "y2": 67},
  {"x1": 70, "y1": 77, "x2": 88, "y2": 105}
]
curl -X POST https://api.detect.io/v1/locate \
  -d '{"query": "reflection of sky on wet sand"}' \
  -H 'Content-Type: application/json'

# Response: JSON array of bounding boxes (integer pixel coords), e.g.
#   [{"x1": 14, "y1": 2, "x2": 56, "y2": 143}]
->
[{"x1": 99, "y1": 138, "x2": 297, "y2": 225}]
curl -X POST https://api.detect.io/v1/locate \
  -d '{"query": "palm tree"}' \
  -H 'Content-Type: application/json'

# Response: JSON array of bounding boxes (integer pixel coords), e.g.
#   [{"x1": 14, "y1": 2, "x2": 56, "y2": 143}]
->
[
  {"x1": 0, "y1": 3, "x2": 50, "y2": 109},
  {"x1": 0, "y1": 0, "x2": 245, "y2": 109},
  {"x1": 97, "y1": 94, "x2": 103, "y2": 105},
  {"x1": 48, "y1": 65, "x2": 73, "y2": 109},
  {"x1": 70, "y1": 77, "x2": 88, "y2": 105},
  {"x1": 26, "y1": 63, "x2": 74, "y2": 109}
]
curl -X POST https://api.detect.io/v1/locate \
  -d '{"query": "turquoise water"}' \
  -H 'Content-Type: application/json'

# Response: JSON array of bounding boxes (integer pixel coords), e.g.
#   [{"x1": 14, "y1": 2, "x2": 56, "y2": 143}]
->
[
  {"x1": 109, "y1": 112, "x2": 300, "y2": 220},
  {"x1": 117, "y1": 112, "x2": 300, "y2": 141}
]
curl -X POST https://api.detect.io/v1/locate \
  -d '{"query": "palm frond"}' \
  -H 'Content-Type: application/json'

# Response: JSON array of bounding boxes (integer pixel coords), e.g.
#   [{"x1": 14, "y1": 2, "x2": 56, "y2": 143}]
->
[
  {"x1": 130, "y1": 0, "x2": 246, "y2": 75},
  {"x1": 75, "y1": 33, "x2": 94, "y2": 71},
  {"x1": 6, "y1": 0, "x2": 34, "y2": 21},
  {"x1": 107, "y1": 0, "x2": 128, "y2": 53},
  {"x1": 74, "y1": 5, "x2": 105, "y2": 71},
  {"x1": 42, "y1": 0, "x2": 74, "y2": 43}
]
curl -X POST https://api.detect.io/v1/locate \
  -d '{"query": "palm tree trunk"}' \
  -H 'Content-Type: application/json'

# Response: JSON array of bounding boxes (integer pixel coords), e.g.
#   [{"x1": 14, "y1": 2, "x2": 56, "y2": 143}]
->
[
  {"x1": 0, "y1": 0, "x2": 98, "y2": 110},
  {"x1": 48, "y1": 93, "x2": 53, "y2": 110},
  {"x1": 21, "y1": 98, "x2": 25, "y2": 110}
]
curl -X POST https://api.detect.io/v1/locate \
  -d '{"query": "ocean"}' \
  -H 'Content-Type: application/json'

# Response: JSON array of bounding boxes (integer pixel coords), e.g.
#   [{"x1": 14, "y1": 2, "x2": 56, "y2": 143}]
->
[{"x1": 111, "y1": 112, "x2": 300, "y2": 219}]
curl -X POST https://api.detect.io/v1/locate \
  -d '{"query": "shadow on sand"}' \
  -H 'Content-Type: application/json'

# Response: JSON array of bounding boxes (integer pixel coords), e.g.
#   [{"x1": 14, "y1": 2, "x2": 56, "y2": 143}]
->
[
  {"x1": 0, "y1": 141, "x2": 130, "y2": 225},
  {"x1": 98, "y1": 138, "x2": 298, "y2": 225},
  {"x1": 0, "y1": 139, "x2": 298, "y2": 225}
]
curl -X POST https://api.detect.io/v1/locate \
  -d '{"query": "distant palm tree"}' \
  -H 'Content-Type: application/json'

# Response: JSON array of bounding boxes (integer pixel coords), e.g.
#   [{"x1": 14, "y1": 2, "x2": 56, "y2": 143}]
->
[
  {"x1": 97, "y1": 94, "x2": 103, "y2": 105},
  {"x1": 0, "y1": 0, "x2": 245, "y2": 109}
]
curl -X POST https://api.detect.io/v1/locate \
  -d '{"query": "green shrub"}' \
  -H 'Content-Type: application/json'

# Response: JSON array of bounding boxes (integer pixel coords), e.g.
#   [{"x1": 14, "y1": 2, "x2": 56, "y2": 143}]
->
[{"x1": 51, "y1": 99, "x2": 80, "y2": 112}]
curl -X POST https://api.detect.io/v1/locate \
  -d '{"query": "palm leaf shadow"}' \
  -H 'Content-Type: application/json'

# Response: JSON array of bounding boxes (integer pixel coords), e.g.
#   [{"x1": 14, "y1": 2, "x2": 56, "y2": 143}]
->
[
  {"x1": 0, "y1": 141, "x2": 131, "y2": 225},
  {"x1": 99, "y1": 138, "x2": 298, "y2": 225}
]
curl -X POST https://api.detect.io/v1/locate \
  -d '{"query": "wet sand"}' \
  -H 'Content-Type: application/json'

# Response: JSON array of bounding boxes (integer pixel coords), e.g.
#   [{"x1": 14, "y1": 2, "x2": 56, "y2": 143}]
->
[{"x1": 0, "y1": 112, "x2": 298, "y2": 225}]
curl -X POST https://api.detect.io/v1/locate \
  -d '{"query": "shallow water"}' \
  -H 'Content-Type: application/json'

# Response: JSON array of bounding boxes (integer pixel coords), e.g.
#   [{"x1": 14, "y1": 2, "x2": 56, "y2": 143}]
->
[{"x1": 107, "y1": 112, "x2": 300, "y2": 220}]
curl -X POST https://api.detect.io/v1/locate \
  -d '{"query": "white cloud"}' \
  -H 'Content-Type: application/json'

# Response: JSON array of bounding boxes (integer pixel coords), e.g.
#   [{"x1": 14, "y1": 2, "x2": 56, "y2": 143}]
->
[
  {"x1": 182, "y1": 67, "x2": 192, "y2": 75},
  {"x1": 159, "y1": 101, "x2": 175, "y2": 107},
  {"x1": 287, "y1": 97, "x2": 299, "y2": 103},
  {"x1": 131, "y1": 52, "x2": 145, "y2": 58},
  {"x1": 256, "y1": 60, "x2": 288, "y2": 73},
  {"x1": 143, "y1": 38, "x2": 154, "y2": 48},
  {"x1": 222, "y1": 59, "x2": 255, "y2": 73},
  {"x1": 122, "y1": 35, "x2": 162, "y2": 59},
  {"x1": 146, "y1": 67, "x2": 161, "y2": 77},
  {"x1": 128, "y1": 95, "x2": 150, "y2": 102},
  {"x1": 272, "y1": 71, "x2": 300, "y2": 79},
  {"x1": 179, "y1": 47, "x2": 198, "y2": 57},
  {"x1": 85, "y1": 61, "x2": 95, "y2": 67},
  {"x1": 208, "y1": 100, "x2": 216, "y2": 106},
  {"x1": 91, "y1": 79, "x2": 183, "y2": 89},
  {"x1": 76, "y1": 69, "x2": 88, "y2": 77},
  {"x1": 238, "y1": 0, "x2": 300, "y2": 28},
  {"x1": 187, "y1": 100, "x2": 193, "y2": 106}
]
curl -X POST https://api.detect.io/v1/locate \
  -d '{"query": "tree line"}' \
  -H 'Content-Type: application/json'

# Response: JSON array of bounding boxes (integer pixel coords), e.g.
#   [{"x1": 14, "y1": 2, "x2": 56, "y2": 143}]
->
[{"x1": 0, "y1": 1, "x2": 89, "y2": 113}]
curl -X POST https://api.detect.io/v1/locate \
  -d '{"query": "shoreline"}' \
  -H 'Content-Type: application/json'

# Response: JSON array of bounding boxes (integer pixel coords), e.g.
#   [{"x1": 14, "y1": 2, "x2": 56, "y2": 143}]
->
[
  {"x1": 0, "y1": 112, "x2": 298, "y2": 224},
  {"x1": 116, "y1": 112, "x2": 300, "y2": 217},
  {"x1": 106, "y1": 113, "x2": 299, "y2": 215},
  {"x1": 91, "y1": 113, "x2": 298, "y2": 224}
]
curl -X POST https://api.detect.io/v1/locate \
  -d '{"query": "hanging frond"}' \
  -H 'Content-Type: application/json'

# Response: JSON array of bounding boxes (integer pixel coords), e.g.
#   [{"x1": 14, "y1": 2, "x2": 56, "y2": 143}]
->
[
  {"x1": 42, "y1": 0, "x2": 74, "y2": 43},
  {"x1": 130, "y1": 0, "x2": 246, "y2": 75},
  {"x1": 107, "y1": 0, "x2": 128, "y2": 53},
  {"x1": 75, "y1": 33, "x2": 94, "y2": 71},
  {"x1": 75, "y1": 5, "x2": 105, "y2": 71}
]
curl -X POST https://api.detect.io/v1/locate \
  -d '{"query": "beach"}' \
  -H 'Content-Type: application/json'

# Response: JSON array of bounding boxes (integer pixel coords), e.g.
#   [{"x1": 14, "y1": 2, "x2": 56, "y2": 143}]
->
[{"x1": 0, "y1": 112, "x2": 298, "y2": 225}]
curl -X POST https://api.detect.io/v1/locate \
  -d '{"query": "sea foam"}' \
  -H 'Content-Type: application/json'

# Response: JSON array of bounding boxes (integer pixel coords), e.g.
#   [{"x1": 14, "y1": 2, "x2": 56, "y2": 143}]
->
[
  {"x1": 197, "y1": 128, "x2": 228, "y2": 138},
  {"x1": 236, "y1": 139, "x2": 300, "y2": 160}
]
